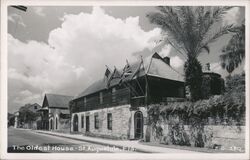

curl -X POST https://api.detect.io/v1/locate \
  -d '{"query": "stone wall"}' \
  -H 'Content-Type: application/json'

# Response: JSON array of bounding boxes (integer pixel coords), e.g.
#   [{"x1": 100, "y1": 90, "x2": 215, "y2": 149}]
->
[
  {"x1": 149, "y1": 124, "x2": 245, "y2": 151},
  {"x1": 23, "y1": 121, "x2": 37, "y2": 129},
  {"x1": 208, "y1": 125, "x2": 245, "y2": 150},
  {"x1": 59, "y1": 119, "x2": 70, "y2": 133},
  {"x1": 49, "y1": 108, "x2": 70, "y2": 132},
  {"x1": 71, "y1": 105, "x2": 150, "y2": 140},
  {"x1": 72, "y1": 105, "x2": 136, "y2": 139}
]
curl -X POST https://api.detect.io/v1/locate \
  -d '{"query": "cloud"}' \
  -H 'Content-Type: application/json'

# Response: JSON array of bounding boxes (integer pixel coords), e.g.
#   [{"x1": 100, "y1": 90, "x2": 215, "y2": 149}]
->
[
  {"x1": 20, "y1": 90, "x2": 33, "y2": 97},
  {"x1": 158, "y1": 44, "x2": 184, "y2": 70},
  {"x1": 223, "y1": 7, "x2": 241, "y2": 26},
  {"x1": 8, "y1": 7, "x2": 161, "y2": 112},
  {"x1": 158, "y1": 44, "x2": 172, "y2": 57},
  {"x1": 209, "y1": 62, "x2": 227, "y2": 78},
  {"x1": 8, "y1": 13, "x2": 26, "y2": 27},
  {"x1": 13, "y1": 92, "x2": 42, "y2": 106},
  {"x1": 33, "y1": 7, "x2": 46, "y2": 17},
  {"x1": 170, "y1": 56, "x2": 184, "y2": 69}
]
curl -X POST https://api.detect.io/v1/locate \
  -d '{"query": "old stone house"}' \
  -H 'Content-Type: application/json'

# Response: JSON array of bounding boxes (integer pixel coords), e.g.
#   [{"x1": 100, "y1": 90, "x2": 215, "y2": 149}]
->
[
  {"x1": 70, "y1": 52, "x2": 186, "y2": 140},
  {"x1": 39, "y1": 94, "x2": 73, "y2": 132}
]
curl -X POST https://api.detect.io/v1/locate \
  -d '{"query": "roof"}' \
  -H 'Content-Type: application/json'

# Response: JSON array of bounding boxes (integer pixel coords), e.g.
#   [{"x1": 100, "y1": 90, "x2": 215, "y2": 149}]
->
[
  {"x1": 44, "y1": 94, "x2": 73, "y2": 109},
  {"x1": 60, "y1": 109, "x2": 70, "y2": 114},
  {"x1": 19, "y1": 103, "x2": 41, "y2": 112},
  {"x1": 147, "y1": 55, "x2": 184, "y2": 82},
  {"x1": 75, "y1": 52, "x2": 184, "y2": 99},
  {"x1": 37, "y1": 107, "x2": 48, "y2": 111}
]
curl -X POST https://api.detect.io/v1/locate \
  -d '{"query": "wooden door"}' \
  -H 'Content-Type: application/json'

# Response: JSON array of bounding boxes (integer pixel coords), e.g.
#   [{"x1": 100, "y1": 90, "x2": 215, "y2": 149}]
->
[
  {"x1": 134, "y1": 111, "x2": 143, "y2": 139},
  {"x1": 86, "y1": 116, "x2": 90, "y2": 132}
]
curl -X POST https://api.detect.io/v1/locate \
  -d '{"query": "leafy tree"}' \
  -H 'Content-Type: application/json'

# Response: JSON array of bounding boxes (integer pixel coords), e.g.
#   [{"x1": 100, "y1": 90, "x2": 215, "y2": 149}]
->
[
  {"x1": 225, "y1": 71, "x2": 245, "y2": 93},
  {"x1": 19, "y1": 108, "x2": 40, "y2": 124},
  {"x1": 8, "y1": 113, "x2": 15, "y2": 126},
  {"x1": 220, "y1": 23, "x2": 245, "y2": 75},
  {"x1": 147, "y1": 6, "x2": 234, "y2": 101}
]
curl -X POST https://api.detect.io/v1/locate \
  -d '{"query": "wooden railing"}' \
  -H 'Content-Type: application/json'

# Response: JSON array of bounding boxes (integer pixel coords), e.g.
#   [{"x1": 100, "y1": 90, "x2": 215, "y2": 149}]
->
[
  {"x1": 72, "y1": 88, "x2": 131, "y2": 113},
  {"x1": 130, "y1": 96, "x2": 145, "y2": 107}
]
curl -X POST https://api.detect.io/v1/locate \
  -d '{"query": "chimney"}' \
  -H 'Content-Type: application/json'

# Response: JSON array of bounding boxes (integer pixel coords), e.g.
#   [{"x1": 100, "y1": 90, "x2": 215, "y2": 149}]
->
[
  {"x1": 205, "y1": 63, "x2": 210, "y2": 71},
  {"x1": 163, "y1": 56, "x2": 170, "y2": 65}
]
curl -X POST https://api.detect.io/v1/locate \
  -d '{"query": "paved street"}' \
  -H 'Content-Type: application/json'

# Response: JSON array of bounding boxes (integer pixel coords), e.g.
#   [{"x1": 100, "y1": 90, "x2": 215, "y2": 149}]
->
[{"x1": 8, "y1": 127, "x2": 133, "y2": 153}]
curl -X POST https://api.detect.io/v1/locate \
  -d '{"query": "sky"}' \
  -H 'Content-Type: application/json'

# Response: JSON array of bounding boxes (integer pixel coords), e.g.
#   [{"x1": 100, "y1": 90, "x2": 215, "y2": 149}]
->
[{"x1": 7, "y1": 6, "x2": 245, "y2": 113}]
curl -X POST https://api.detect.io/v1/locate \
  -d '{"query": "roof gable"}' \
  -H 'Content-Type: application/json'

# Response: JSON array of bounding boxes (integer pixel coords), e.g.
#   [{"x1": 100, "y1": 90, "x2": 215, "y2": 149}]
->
[
  {"x1": 42, "y1": 96, "x2": 49, "y2": 108},
  {"x1": 147, "y1": 55, "x2": 184, "y2": 82},
  {"x1": 75, "y1": 52, "x2": 184, "y2": 99},
  {"x1": 43, "y1": 94, "x2": 73, "y2": 109},
  {"x1": 19, "y1": 103, "x2": 42, "y2": 112}
]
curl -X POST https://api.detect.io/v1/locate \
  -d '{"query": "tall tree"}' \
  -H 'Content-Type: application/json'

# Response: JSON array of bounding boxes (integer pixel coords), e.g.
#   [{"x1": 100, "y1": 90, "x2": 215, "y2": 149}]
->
[
  {"x1": 147, "y1": 6, "x2": 234, "y2": 101},
  {"x1": 220, "y1": 23, "x2": 245, "y2": 75}
]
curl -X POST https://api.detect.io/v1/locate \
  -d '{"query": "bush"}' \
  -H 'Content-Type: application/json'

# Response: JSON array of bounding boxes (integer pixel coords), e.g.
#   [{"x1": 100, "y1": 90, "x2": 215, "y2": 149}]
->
[
  {"x1": 168, "y1": 124, "x2": 190, "y2": 146},
  {"x1": 225, "y1": 72, "x2": 245, "y2": 93},
  {"x1": 147, "y1": 73, "x2": 245, "y2": 147}
]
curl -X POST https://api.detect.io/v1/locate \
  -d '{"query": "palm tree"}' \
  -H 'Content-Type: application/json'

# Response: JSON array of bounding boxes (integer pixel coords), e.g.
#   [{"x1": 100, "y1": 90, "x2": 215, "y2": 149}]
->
[
  {"x1": 147, "y1": 6, "x2": 234, "y2": 101},
  {"x1": 220, "y1": 23, "x2": 245, "y2": 75}
]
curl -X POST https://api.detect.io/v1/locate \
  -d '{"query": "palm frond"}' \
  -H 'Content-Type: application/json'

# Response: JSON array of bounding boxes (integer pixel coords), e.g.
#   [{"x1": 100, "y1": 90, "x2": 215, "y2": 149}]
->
[
  {"x1": 147, "y1": 7, "x2": 188, "y2": 53},
  {"x1": 219, "y1": 23, "x2": 245, "y2": 74},
  {"x1": 175, "y1": 7, "x2": 199, "y2": 54},
  {"x1": 220, "y1": 51, "x2": 242, "y2": 74},
  {"x1": 200, "y1": 45, "x2": 210, "y2": 54},
  {"x1": 195, "y1": 6, "x2": 205, "y2": 36},
  {"x1": 198, "y1": 24, "x2": 234, "y2": 55},
  {"x1": 212, "y1": 6, "x2": 234, "y2": 22},
  {"x1": 147, "y1": 6, "x2": 234, "y2": 59},
  {"x1": 196, "y1": 7, "x2": 234, "y2": 51}
]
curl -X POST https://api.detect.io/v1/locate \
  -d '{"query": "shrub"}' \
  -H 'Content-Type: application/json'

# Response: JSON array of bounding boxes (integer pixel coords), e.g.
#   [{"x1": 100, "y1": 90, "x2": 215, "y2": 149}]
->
[{"x1": 147, "y1": 73, "x2": 245, "y2": 147}]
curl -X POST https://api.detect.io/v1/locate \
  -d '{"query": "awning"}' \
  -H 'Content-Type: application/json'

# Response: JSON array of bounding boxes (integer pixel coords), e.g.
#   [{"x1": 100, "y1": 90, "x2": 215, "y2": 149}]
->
[{"x1": 60, "y1": 110, "x2": 70, "y2": 115}]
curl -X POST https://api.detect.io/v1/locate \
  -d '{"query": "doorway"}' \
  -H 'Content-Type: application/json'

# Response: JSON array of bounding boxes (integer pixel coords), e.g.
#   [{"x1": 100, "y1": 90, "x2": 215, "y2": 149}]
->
[
  {"x1": 73, "y1": 114, "x2": 79, "y2": 132},
  {"x1": 86, "y1": 116, "x2": 90, "y2": 132},
  {"x1": 55, "y1": 117, "x2": 58, "y2": 130},
  {"x1": 134, "y1": 111, "x2": 143, "y2": 139},
  {"x1": 50, "y1": 119, "x2": 53, "y2": 130}
]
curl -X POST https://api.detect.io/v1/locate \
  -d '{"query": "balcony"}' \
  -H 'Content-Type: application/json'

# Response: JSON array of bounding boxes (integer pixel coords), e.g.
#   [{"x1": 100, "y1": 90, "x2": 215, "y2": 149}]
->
[{"x1": 72, "y1": 88, "x2": 132, "y2": 113}]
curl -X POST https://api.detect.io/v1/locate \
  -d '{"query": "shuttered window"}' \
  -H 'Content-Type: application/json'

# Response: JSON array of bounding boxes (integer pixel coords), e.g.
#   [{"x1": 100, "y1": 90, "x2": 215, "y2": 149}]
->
[
  {"x1": 81, "y1": 115, "x2": 84, "y2": 128},
  {"x1": 94, "y1": 114, "x2": 99, "y2": 129},
  {"x1": 107, "y1": 113, "x2": 112, "y2": 130}
]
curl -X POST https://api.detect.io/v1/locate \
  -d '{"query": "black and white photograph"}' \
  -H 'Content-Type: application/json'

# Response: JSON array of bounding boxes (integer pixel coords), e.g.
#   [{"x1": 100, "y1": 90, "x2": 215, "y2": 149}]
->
[{"x1": 0, "y1": 0, "x2": 249, "y2": 159}]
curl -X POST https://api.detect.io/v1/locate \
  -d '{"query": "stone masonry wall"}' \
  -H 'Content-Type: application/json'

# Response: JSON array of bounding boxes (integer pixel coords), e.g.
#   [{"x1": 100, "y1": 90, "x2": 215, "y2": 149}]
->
[
  {"x1": 72, "y1": 105, "x2": 132, "y2": 139},
  {"x1": 150, "y1": 124, "x2": 245, "y2": 151},
  {"x1": 49, "y1": 108, "x2": 70, "y2": 132}
]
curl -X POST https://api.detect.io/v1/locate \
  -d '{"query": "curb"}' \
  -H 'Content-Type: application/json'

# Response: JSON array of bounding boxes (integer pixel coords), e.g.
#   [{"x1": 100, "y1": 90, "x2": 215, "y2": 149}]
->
[{"x1": 34, "y1": 131, "x2": 153, "y2": 153}]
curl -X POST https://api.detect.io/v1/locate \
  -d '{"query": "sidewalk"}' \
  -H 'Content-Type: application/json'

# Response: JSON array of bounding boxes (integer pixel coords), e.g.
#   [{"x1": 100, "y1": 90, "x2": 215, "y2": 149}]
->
[{"x1": 33, "y1": 130, "x2": 196, "y2": 153}]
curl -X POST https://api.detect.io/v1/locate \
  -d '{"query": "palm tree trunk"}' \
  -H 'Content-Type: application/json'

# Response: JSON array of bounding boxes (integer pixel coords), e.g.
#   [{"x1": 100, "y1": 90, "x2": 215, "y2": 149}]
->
[{"x1": 184, "y1": 56, "x2": 203, "y2": 101}]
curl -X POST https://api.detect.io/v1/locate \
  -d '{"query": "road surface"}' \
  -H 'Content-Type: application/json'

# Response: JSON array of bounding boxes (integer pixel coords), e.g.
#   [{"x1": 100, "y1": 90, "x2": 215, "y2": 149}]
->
[{"x1": 8, "y1": 127, "x2": 132, "y2": 153}]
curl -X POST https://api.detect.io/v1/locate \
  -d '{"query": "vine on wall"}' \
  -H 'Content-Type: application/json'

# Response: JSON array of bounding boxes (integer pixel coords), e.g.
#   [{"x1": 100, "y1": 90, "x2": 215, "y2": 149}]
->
[{"x1": 147, "y1": 73, "x2": 245, "y2": 147}]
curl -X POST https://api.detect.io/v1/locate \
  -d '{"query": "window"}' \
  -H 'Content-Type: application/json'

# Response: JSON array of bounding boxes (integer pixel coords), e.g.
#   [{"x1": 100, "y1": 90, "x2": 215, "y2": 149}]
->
[
  {"x1": 55, "y1": 117, "x2": 58, "y2": 130},
  {"x1": 34, "y1": 106, "x2": 37, "y2": 109},
  {"x1": 81, "y1": 115, "x2": 84, "y2": 128},
  {"x1": 107, "y1": 113, "x2": 112, "y2": 130},
  {"x1": 99, "y1": 92, "x2": 103, "y2": 104},
  {"x1": 84, "y1": 97, "x2": 87, "y2": 106},
  {"x1": 94, "y1": 114, "x2": 99, "y2": 129},
  {"x1": 112, "y1": 88, "x2": 116, "y2": 103}
]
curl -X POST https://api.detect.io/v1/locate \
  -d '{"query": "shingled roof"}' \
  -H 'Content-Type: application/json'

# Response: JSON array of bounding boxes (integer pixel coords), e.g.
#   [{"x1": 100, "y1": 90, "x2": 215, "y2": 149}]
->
[
  {"x1": 75, "y1": 52, "x2": 184, "y2": 99},
  {"x1": 42, "y1": 94, "x2": 73, "y2": 109},
  {"x1": 19, "y1": 103, "x2": 41, "y2": 113}
]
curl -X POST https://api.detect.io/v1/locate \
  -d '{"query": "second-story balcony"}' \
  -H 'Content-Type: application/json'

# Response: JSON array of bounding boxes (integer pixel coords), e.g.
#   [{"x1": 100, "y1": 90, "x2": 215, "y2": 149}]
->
[{"x1": 71, "y1": 87, "x2": 142, "y2": 113}]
